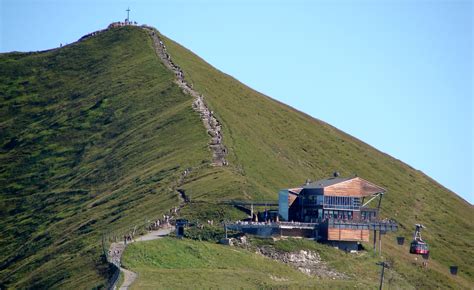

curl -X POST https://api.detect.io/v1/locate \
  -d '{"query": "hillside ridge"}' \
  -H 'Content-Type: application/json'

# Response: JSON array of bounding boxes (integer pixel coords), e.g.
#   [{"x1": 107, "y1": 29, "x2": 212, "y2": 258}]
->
[
  {"x1": 0, "y1": 24, "x2": 472, "y2": 289},
  {"x1": 144, "y1": 26, "x2": 228, "y2": 166}
]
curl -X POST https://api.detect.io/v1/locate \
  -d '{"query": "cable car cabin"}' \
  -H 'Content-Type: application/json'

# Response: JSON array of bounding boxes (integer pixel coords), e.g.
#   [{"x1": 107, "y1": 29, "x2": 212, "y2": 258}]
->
[
  {"x1": 410, "y1": 224, "x2": 429, "y2": 255},
  {"x1": 410, "y1": 240, "x2": 429, "y2": 255}
]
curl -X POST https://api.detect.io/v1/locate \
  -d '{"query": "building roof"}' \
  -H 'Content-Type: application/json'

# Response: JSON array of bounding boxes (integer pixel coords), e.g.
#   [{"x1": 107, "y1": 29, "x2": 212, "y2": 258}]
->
[
  {"x1": 302, "y1": 176, "x2": 386, "y2": 197},
  {"x1": 303, "y1": 177, "x2": 354, "y2": 189},
  {"x1": 288, "y1": 187, "x2": 303, "y2": 195}
]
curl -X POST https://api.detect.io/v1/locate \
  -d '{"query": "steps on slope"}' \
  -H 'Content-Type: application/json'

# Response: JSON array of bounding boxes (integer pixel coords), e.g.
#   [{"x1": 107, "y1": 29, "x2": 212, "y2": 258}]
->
[{"x1": 143, "y1": 26, "x2": 228, "y2": 167}]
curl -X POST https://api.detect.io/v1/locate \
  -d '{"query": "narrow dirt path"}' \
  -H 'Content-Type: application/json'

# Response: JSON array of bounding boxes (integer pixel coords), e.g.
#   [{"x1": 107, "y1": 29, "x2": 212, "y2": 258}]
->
[
  {"x1": 108, "y1": 165, "x2": 194, "y2": 289},
  {"x1": 109, "y1": 227, "x2": 174, "y2": 289},
  {"x1": 143, "y1": 26, "x2": 228, "y2": 166},
  {"x1": 80, "y1": 25, "x2": 228, "y2": 166},
  {"x1": 118, "y1": 268, "x2": 137, "y2": 290},
  {"x1": 106, "y1": 25, "x2": 229, "y2": 289}
]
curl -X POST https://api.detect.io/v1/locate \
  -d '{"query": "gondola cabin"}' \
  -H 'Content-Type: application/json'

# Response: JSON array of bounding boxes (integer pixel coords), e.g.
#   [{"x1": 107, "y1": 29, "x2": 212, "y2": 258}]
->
[
  {"x1": 409, "y1": 224, "x2": 429, "y2": 256},
  {"x1": 410, "y1": 240, "x2": 429, "y2": 255}
]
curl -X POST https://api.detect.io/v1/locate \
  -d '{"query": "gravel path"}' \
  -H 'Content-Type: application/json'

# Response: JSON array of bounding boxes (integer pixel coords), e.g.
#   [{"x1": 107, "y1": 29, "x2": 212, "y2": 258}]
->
[
  {"x1": 77, "y1": 24, "x2": 222, "y2": 290},
  {"x1": 104, "y1": 24, "x2": 228, "y2": 290},
  {"x1": 143, "y1": 26, "x2": 228, "y2": 166},
  {"x1": 118, "y1": 268, "x2": 137, "y2": 290},
  {"x1": 109, "y1": 227, "x2": 174, "y2": 290}
]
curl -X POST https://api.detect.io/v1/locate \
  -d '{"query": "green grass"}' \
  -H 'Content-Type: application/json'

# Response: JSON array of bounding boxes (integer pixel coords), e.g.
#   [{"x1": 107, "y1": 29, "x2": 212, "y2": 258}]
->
[
  {"x1": 122, "y1": 237, "x2": 393, "y2": 289},
  {"x1": 116, "y1": 271, "x2": 124, "y2": 289},
  {"x1": 0, "y1": 27, "x2": 211, "y2": 288},
  {"x1": 0, "y1": 25, "x2": 473, "y2": 289},
  {"x1": 159, "y1": 29, "x2": 474, "y2": 289}
]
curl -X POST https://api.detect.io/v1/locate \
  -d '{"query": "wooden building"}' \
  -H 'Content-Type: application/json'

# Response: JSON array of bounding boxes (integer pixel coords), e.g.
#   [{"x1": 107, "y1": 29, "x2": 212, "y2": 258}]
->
[{"x1": 279, "y1": 175, "x2": 387, "y2": 249}]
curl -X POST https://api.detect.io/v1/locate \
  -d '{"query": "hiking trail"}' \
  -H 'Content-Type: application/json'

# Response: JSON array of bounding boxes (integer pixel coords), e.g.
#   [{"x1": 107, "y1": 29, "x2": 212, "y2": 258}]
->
[
  {"x1": 104, "y1": 25, "x2": 228, "y2": 289},
  {"x1": 108, "y1": 227, "x2": 174, "y2": 290},
  {"x1": 107, "y1": 165, "x2": 194, "y2": 289},
  {"x1": 143, "y1": 26, "x2": 228, "y2": 167}
]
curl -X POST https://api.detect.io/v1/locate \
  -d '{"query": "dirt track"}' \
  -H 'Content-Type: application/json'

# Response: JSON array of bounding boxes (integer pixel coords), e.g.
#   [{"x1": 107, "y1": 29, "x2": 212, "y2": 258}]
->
[{"x1": 109, "y1": 227, "x2": 174, "y2": 289}]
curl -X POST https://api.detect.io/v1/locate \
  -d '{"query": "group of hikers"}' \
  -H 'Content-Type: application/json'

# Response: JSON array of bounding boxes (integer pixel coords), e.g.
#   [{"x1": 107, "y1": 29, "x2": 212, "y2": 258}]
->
[{"x1": 79, "y1": 20, "x2": 137, "y2": 42}]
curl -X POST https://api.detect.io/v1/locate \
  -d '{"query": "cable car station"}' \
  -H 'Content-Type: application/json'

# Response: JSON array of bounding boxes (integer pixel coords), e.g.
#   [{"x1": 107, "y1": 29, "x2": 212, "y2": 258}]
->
[{"x1": 227, "y1": 173, "x2": 399, "y2": 252}]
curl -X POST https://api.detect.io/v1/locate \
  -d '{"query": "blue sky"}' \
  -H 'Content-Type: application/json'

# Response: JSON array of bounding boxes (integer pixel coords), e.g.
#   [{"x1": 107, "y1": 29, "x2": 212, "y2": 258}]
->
[{"x1": 1, "y1": 0, "x2": 472, "y2": 203}]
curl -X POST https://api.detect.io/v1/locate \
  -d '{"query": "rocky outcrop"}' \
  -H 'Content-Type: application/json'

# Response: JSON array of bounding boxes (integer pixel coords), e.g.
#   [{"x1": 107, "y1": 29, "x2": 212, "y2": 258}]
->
[{"x1": 257, "y1": 246, "x2": 348, "y2": 279}]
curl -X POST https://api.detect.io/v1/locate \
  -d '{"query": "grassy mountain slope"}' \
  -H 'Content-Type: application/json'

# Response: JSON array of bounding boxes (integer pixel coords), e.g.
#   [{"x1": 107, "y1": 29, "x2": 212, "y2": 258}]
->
[
  {"x1": 159, "y1": 31, "x2": 474, "y2": 288},
  {"x1": 0, "y1": 27, "x2": 214, "y2": 288},
  {"x1": 0, "y1": 25, "x2": 472, "y2": 289},
  {"x1": 121, "y1": 237, "x2": 413, "y2": 289}
]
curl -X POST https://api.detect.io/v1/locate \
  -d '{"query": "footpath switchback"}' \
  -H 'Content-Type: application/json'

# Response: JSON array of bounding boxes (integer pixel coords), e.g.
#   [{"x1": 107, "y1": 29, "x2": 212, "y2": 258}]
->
[{"x1": 108, "y1": 227, "x2": 174, "y2": 289}]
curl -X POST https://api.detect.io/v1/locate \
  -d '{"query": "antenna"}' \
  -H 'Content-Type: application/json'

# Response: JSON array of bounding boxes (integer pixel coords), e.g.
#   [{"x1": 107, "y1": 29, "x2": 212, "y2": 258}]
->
[{"x1": 126, "y1": 7, "x2": 131, "y2": 22}]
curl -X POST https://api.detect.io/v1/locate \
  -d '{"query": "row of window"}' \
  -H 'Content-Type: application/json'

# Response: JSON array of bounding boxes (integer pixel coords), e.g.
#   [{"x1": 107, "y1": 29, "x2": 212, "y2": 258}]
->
[
  {"x1": 302, "y1": 209, "x2": 353, "y2": 219},
  {"x1": 324, "y1": 196, "x2": 360, "y2": 207},
  {"x1": 331, "y1": 224, "x2": 369, "y2": 229},
  {"x1": 305, "y1": 194, "x2": 324, "y2": 204},
  {"x1": 324, "y1": 210, "x2": 353, "y2": 220},
  {"x1": 361, "y1": 211, "x2": 377, "y2": 219},
  {"x1": 304, "y1": 195, "x2": 361, "y2": 210},
  {"x1": 301, "y1": 209, "x2": 378, "y2": 221}
]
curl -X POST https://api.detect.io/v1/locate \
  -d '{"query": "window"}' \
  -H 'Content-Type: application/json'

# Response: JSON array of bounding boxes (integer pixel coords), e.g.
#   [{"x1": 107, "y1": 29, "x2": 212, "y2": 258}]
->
[
  {"x1": 323, "y1": 196, "x2": 361, "y2": 210},
  {"x1": 316, "y1": 195, "x2": 324, "y2": 205}
]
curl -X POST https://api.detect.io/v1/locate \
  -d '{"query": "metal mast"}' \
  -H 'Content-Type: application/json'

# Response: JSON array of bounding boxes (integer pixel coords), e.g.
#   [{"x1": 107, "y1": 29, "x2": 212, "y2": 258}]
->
[
  {"x1": 126, "y1": 7, "x2": 130, "y2": 22},
  {"x1": 414, "y1": 224, "x2": 425, "y2": 241},
  {"x1": 376, "y1": 261, "x2": 388, "y2": 290}
]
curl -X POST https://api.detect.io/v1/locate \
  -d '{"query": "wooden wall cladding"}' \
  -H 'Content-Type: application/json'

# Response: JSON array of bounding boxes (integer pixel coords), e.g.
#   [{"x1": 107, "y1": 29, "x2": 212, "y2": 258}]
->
[
  {"x1": 328, "y1": 228, "x2": 370, "y2": 242},
  {"x1": 324, "y1": 177, "x2": 385, "y2": 197}
]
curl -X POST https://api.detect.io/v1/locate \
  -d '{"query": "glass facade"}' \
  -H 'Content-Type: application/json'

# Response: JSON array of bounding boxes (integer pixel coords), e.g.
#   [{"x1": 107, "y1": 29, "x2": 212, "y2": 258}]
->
[
  {"x1": 278, "y1": 190, "x2": 289, "y2": 221},
  {"x1": 361, "y1": 210, "x2": 377, "y2": 220},
  {"x1": 323, "y1": 196, "x2": 360, "y2": 210},
  {"x1": 323, "y1": 210, "x2": 353, "y2": 220},
  {"x1": 282, "y1": 188, "x2": 379, "y2": 222}
]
